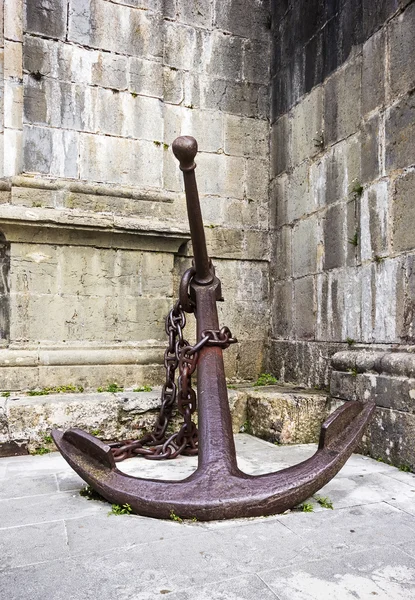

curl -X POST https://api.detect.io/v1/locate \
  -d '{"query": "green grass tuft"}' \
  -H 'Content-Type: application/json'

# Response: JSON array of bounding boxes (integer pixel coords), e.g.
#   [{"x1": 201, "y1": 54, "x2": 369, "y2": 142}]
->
[{"x1": 253, "y1": 373, "x2": 278, "y2": 387}]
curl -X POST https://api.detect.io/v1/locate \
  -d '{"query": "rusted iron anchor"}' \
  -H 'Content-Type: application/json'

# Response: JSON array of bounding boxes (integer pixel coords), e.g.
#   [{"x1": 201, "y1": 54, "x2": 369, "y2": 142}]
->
[{"x1": 52, "y1": 136, "x2": 375, "y2": 521}]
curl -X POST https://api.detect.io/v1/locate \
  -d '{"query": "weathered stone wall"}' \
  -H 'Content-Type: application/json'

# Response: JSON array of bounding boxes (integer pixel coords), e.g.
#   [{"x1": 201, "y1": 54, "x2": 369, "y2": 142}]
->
[
  {"x1": 0, "y1": 0, "x2": 271, "y2": 391},
  {"x1": 269, "y1": 0, "x2": 415, "y2": 386},
  {"x1": 269, "y1": 0, "x2": 415, "y2": 468}
]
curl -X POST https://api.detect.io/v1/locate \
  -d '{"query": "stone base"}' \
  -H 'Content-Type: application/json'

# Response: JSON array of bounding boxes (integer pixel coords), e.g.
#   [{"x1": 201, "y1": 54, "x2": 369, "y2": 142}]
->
[
  {"x1": 268, "y1": 339, "x2": 350, "y2": 388},
  {"x1": 245, "y1": 385, "x2": 332, "y2": 444},
  {"x1": 331, "y1": 349, "x2": 415, "y2": 470},
  {"x1": 0, "y1": 384, "x2": 334, "y2": 456}
]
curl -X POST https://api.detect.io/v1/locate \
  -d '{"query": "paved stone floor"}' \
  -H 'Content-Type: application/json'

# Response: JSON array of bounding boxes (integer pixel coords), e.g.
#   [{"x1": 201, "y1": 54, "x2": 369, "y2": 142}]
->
[{"x1": 1, "y1": 434, "x2": 415, "y2": 599}]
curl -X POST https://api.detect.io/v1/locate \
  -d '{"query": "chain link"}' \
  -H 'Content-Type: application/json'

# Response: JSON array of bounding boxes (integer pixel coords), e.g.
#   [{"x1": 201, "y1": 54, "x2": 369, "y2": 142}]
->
[{"x1": 108, "y1": 286, "x2": 237, "y2": 462}]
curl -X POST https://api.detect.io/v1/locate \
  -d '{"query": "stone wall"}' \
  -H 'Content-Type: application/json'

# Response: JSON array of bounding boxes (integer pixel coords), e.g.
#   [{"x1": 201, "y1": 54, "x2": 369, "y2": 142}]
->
[
  {"x1": 269, "y1": 0, "x2": 415, "y2": 387},
  {"x1": 269, "y1": 0, "x2": 415, "y2": 468},
  {"x1": 0, "y1": 0, "x2": 271, "y2": 391}
]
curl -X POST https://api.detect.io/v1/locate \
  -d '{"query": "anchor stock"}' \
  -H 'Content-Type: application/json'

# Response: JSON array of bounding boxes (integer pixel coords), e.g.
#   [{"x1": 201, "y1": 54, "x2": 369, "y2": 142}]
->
[{"x1": 52, "y1": 136, "x2": 375, "y2": 521}]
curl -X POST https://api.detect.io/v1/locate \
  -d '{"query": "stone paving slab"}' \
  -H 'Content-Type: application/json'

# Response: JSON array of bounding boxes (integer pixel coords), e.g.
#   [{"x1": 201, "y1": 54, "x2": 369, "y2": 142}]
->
[{"x1": 1, "y1": 434, "x2": 415, "y2": 599}]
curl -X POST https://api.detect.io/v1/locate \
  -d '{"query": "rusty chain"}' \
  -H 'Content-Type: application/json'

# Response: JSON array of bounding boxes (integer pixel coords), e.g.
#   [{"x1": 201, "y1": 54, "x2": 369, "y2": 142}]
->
[{"x1": 108, "y1": 272, "x2": 237, "y2": 462}]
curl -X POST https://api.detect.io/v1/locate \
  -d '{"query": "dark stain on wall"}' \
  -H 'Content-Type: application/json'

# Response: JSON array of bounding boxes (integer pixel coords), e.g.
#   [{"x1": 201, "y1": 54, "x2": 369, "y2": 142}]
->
[{"x1": 270, "y1": 0, "x2": 404, "y2": 121}]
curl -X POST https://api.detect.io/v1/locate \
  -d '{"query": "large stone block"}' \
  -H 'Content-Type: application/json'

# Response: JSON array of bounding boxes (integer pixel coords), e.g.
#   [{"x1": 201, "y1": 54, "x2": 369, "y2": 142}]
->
[
  {"x1": 224, "y1": 114, "x2": 268, "y2": 158},
  {"x1": 272, "y1": 225, "x2": 291, "y2": 281},
  {"x1": 270, "y1": 114, "x2": 291, "y2": 177},
  {"x1": 163, "y1": 66, "x2": 183, "y2": 105},
  {"x1": 392, "y1": 171, "x2": 415, "y2": 253},
  {"x1": 91, "y1": 53, "x2": 128, "y2": 90},
  {"x1": 400, "y1": 254, "x2": 415, "y2": 342},
  {"x1": 286, "y1": 161, "x2": 315, "y2": 223},
  {"x1": 323, "y1": 203, "x2": 346, "y2": 270},
  {"x1": 316, "y1": 272, "x2": 343, "y2": 341},
  {"x1": 361, "y1": 114, "x2": 380, "y2": 184},
  {"x1": 176, "y1": 0, "x2": 212, "y2": 28},
  {"x1": 203, "y1": 78, "x2": 269, "y2": 119},
  {"x1": 385, "y1": 93, "x2": 415, "y2": 171},
  {"x1": 4, "y1": 81, "x2": 23, "y2": 130},
  {"x1": 362, "y1": 28, "x2": 385, "y2": 115},
  {"x1": 79, "y1": 133, "x2": 162, "y2": 187},
  {"x1": 208, "y1": 32, "x2": 243, "y2": 81},
  {"x1": 323, "y1": 135, "x2": 361, "y2": 205},
  {"x1": 129, "y1": 57, "x2": 162, "y2": 97},
  {"x1": 4, "y1": 40, "x2": 23, "y2": 80},
  {"x1": 68, "y1": 0, "x2": 162, "y2": 59},
  {"x1": 291, "y1": 86, "x2": 323, "y2": 167},
  {"x1": 272, "y1": 280, "x2": 292, "y2": 338},
  {"x1": 23, "y1": 125, "x2": 79, "y2": 178},
  {"x1": 268, "y1": 339, "x2": 342, "y2": 388},
  {"x1": 294, "y1": 275, "x2": 316, "y2": 340},
  {"x1": 363, "y1": 406, "x2": 415, "y2": 470},
  {"x1": 163, "y1": 104, "x2": 223, "y2": 153},
  {"x1": 4, "y1": 0, "x2": 23, "y2": 42},
  {"x1": 388, "y1": 2, "x2": 415, "y2": 99},
  {"x1": 247, "y1": 387, "x2": 330, "y2": 444},
  {"x1": 324, "y1": 58, "x2": 362, "y2": 145},
  {"x1": 357, "y1": 373, "x2": 415, "y2": 414},
  {"x1": 213, "y1": 0, "x2": 270, "y2": 41},
  {"x1": 25, "y1": 0, "x2": 67, "y2": 39},
  {"x1": 362, "y1": 0, "x2": 399, "y2": 39},
  {"x1": 292, "y1": 215, "x2": 317, "y2": 277},
  {"x1": 163, "y1": 21, "x2": 197, "y2": 71},
  {"x1": 243, "y1": 39, "x2": 270, "y2": 85},
  {"x1": 196, "y1": 153, "x2": 245, "y2": 199},
  {"x1": 245, "y1": 158, "x2": 269, "y2": 205},
  {"x1": 359, "y1": 181, "x2": 389, "y2": 262}
]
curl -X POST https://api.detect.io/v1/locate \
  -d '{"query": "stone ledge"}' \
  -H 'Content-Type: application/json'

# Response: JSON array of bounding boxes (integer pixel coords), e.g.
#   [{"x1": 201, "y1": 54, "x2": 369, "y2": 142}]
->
[
  {"x1": 0, "y1": 384, "x2": 335, "y2": 456},
  {"x1": 332, "y1": 349, "x2": 415, "y2": 378},
  {"x1": 1, "y1": 175, "x2": 179, "y2": 203},
  {"x1": 331, "y1": 349, "x2": 415, "y2": 470},
  {"x1": 0, "y1": 203, "x2": 190, "y2": 252},
  {"x1": 0, "y1": 343, "x2": 165, "y2": 367}
]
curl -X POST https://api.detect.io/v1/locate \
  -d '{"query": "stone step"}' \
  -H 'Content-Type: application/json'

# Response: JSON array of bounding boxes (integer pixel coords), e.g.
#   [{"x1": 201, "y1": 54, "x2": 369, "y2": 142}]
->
[{"x1": 0, "y1": 384, "x2": 335, "y2": 456}]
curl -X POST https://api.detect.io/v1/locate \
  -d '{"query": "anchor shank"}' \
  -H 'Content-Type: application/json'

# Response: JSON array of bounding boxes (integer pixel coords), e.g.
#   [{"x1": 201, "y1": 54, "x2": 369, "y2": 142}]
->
[
  {"x1": 193, "y1": 281, "x2": 239, "y2": 475},
  {"x1": 172, "y1": 136, "x2": 212, "y2": 285}
]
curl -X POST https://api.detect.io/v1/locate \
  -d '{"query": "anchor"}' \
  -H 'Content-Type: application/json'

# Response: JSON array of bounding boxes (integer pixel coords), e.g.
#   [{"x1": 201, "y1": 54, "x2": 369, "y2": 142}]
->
[{"x1": 52, "y1": 136, "x2": 375, "y2": 521}]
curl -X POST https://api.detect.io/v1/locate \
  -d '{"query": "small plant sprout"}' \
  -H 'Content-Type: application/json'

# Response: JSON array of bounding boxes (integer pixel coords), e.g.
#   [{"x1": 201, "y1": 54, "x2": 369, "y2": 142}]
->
[
  {"x1": 348, "y1": 367, "x2": 358, "y2": 378},
  {"x1": 90, "y1": 429, "x2": 103, "y2": 437},
  {"x1": 298, "y1": 502, "x2": 314, "y2": 513},
  {"x1": 170, "y1": 510, "x2": 183, "y2": 523},
  {"x1": 399, "y1": 464, "x2": 412, "y2": 473},
  {"x1": 313, "y1": 130, "x2": 324, "y2": 148},
  {"x1": 31, "y1": 447, "x2": 50, "y2": 455},
  {"x1": 374, "y1": 255, "x2": 384, "y2": 264},
  {"x1": 350, "y1": 179, "x2": 364, "y2": 198},
  {"x1": 254, "y1": 373, "x2": 278, "y2": 386},
  {"x1": 346, "y1": 337, "x2": 356, "y2": 346},
  {"x1": 133, "y1": 385, "x2": 152, "y2": 392},
  {"x1": 348, "y1": 229, "x2": 359, "y2": 247},
  {"x1": 27, "y1": 385, "x2": 84, "y2": 396},
  {"x1": 315, "y1": 495, "x2": 333, "y2": 509},
  {"x1": 1, "y1": 391, "x2": 10, "y2": 397},
  {"x1": 239, "y1": 420, "x2": 253, "y2": 435},
  {"x1": 97, "y1": 383, "x2": 124, "y2": 393},
  {"x1": 109, "y1": 503, "x2": 133, "y2": 516},
  {"x1": 80, "y1": 485, "x2": 106, "y2": 502}
]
